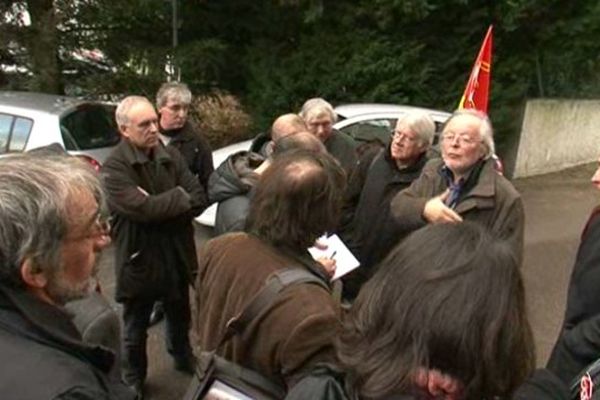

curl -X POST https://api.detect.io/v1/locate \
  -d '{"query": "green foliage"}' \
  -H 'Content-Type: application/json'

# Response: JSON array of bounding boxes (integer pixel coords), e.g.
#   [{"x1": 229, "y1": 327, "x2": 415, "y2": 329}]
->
[{"x1": 4, "y1": 0, "x2": 600, "y2": 154}]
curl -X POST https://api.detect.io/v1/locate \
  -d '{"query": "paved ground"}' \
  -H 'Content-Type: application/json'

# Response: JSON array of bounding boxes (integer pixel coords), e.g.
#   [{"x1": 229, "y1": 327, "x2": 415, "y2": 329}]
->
[{"x1": 95, "y1": 162, "x2": 599, "y2": 398}]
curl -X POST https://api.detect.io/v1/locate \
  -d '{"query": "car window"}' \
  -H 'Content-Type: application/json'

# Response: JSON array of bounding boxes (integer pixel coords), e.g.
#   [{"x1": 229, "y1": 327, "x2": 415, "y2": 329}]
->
[
  {"x1": 0, "y1": 114, "x2": 13, "y2": 153},
  {"x1": 60, "y1": 104, "x2": 119, "y2": 150},
  {"x1": 339, "y1": 118, "x2": 397, "y2": 145},
  {"x1": 8, "y1": 117, "x2": 33, "y2": 152}
]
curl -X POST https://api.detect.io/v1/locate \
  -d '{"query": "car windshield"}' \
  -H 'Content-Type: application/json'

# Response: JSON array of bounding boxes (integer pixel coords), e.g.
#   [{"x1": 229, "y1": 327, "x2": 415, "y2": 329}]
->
[{"x1": 60, "y1": 103, "x2": 119, "y2": 150}]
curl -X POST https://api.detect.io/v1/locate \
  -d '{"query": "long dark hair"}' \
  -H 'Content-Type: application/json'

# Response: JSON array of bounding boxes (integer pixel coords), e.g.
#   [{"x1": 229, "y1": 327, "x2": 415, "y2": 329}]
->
[
  {"x1": 337, "y1": 222, "x2": 535, "y2": 399},
  {"x1": 245, "y1": 150, "x2": 346, "y2": 251}
]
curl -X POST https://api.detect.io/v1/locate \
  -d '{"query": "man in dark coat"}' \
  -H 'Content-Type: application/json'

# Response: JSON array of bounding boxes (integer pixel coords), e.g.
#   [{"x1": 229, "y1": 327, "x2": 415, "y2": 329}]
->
[
  {"x1": 547, "y1": 158, "x2": 600, "y2": 384},
  {"x1": 340, "y1": 111, "x2": 436, "y2": 299},
  {"x1": 150, "y1": 82, "x2": 213, "y2": 325},
  {"x1": 103, "y1": 96, "x2": 207, "y2": 397},
  {"x1": 391, "y1": 109, "x2": 524, "y2": 261},
  {"x1": 156, "y1": 81, "x2": 214, "y2": 189},
  {"x1": 0, "y1": 154, "x2": 134, "y2": 399}
]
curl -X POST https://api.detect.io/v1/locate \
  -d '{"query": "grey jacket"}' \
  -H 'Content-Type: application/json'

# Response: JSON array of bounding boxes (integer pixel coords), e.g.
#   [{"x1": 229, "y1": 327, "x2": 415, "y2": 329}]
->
[{"x1": 208, "y1": 150, "x2": 264, "y2": 235}]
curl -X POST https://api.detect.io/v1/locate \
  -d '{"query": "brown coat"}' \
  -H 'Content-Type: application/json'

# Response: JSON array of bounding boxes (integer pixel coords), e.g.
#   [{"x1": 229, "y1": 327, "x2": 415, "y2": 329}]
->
[
  {"x1": 390, "y1": 157, "x2": 524, "y2": 260},
  {"x1": 193, "y1": 233, "x2": 341, "y2": 389}
]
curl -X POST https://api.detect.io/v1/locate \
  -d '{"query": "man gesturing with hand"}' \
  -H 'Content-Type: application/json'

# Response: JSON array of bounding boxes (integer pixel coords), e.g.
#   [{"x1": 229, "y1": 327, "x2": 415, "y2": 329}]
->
[{"x1": 391, "y1": 109, "x2": 524, "y2": 261}]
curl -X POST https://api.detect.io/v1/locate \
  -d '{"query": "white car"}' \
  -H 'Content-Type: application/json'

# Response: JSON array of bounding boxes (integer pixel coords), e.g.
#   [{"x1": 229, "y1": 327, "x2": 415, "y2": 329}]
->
[
  {"x1": 195, "y1": 103, "x2": 453, "y2": 227},
  {"x1": 0, "y1": 91, "x2": 120, "y2": 168}
]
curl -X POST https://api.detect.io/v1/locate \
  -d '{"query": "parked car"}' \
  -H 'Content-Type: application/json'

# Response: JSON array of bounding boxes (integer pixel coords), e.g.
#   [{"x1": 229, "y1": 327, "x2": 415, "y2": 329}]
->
[{"x1": 0, "y1": 91, "x2": 120, "y2": 168}]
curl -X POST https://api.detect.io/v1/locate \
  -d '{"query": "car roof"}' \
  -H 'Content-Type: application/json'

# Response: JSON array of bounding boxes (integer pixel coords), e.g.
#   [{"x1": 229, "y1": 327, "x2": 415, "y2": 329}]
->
[
  {"x1": 334, "y1": 103, "x2": 451, "y2": 119},
  {"x1": 0, "y1": 91, "x2": 87, "y2": 116}
]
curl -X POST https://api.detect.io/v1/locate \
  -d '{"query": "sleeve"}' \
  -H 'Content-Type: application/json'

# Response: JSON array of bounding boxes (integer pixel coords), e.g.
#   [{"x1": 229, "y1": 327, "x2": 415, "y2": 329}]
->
[
  {"x1": 390, "y1": 172, "x2": 433, "y2": 233},
  {"x1": 194, "y1": 133, "x2": 214, "y2": 190},
  {"x1": 511, "y1": 369, "x2": 570, "y2": 400},
  {"x1": 102, "y1": 157, "x2": 193, "y2": 223},
  {"x1": 496, "y1": 196, "x2": 525, "y2": 265},
  {"x1": 175, "y1": 147, "x2": 209, "y2": 217},
  {"x1": 547, "y1": 314, "x2": 600, "y2": 385}
]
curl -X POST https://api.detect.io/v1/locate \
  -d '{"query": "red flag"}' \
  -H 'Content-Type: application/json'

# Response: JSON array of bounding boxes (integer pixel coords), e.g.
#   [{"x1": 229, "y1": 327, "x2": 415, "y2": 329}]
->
[{"x1": 458, "y1": 25, "x2": 493, "y2": 113}]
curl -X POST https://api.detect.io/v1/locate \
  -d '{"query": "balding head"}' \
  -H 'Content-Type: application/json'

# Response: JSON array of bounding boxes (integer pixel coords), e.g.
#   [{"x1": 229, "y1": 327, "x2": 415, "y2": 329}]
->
[
  {"x1": 270, "y1": 113, "x2": 307, "y2": 142},
  {"x1": 272, "y1": 131, "x2": 325, "y2": 156}
]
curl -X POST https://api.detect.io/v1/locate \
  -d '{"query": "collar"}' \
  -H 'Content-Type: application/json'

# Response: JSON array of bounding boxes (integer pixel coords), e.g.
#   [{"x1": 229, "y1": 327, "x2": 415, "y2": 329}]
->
[
  {"x1": 0, "y1": 283, "x2": 114, "y2": 373},
  {"x1": 160, "y1": 121, "x2": 193, "y2": 142},
  {"x1": 120, "y1": 139, "x2": 172, "y2": 165}
]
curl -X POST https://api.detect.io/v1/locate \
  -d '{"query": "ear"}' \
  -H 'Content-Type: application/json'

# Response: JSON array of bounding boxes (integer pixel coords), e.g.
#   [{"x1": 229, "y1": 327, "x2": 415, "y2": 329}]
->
[
  {"x1": 265, "y1": 141, "x2": 275, "y2": 157},
  {"x1": 119, "y1": 124, "x2": 131, "y2": 139},
  {"x1": 20, "y1": 258, "x2": 48, "y2": 289}
]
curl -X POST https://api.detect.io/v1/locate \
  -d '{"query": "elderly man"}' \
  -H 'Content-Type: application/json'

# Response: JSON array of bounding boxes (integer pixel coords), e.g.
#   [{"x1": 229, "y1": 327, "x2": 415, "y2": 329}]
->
[
  {"x1": 341, "y1": 111, "x2": 435, "y2": 299},
  {"x1": 152, "y1": 82, "x2": 213, "y2": 325},
  {"x1": 195, "y1": 150, "x2": 345, "y2": 390},
  {"x1": 103, "y1": 96, "x2": 207, "y2": 397},
  {"x1": 156, "y1": 81, "x2": 214, "y2": 189},
  {"x1": 391, "y1": 108, "x2": 524, "y2": 259},
  {"x1": 0, "y1": 154, "x2": 134, "y2": 399},
  {"x1": 300, "y1": 97, "x2": 357, "y2": 174},
  {"x1": 249, "y1": 113, "x2": 308, "y2": 157}
]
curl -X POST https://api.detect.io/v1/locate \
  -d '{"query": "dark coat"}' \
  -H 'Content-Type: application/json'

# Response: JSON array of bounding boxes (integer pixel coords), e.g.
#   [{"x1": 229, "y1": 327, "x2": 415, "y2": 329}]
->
[
  {"x1": 207, "y1": 151, "x2": 264, "y2": 235},
  {"x1": 340, "y1": 148, "x2": 428, "y2": 298},
  {"x1": 161, "y1": 120, "x2": 214, "y2": 190},
  {"x1": 390, "y1": 157, "x2": 525, "y2": 261},
  {"x1": 0, "y1": 283, "x2": 134, "y2": 400},
  {"x1": 102, "y1": 140, "x2": 207, "y2": 301},
  {"x1": 325, "y1": 129, "x2": 357, "y2": 176},
  {"x1": 547, "y1": 209, "x2": 600, "y2": 383},
  {"x1": 194, "y1": 233, "x2": 341, "y2": 389}
]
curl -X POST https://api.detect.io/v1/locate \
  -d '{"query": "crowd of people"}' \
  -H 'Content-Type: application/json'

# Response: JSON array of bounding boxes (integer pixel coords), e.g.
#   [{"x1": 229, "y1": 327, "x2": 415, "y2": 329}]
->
[{"x1": 0, "y1": 82, "x2": 598, "y2": 400}]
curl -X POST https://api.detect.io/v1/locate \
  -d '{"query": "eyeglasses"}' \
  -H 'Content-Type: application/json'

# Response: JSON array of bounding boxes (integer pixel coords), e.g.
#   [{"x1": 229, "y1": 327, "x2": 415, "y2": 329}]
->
[
  {"x1": 66, "y1": 212, "x2": 112, "y2": 242},
  {"x1": 165, "y1": 103, "x2": 189, "y2": 113},
  {"x1": 441, "y1": 132, "x2": 479, "y2": 146},
  {"x1": 390, "y1": 130, "x2": 418, "y2": 143}
]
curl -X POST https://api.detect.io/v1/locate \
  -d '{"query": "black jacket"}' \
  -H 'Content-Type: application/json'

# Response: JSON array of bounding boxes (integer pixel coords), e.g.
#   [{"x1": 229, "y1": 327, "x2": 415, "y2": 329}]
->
[
  {"x1": 0, "y1": 283, "x2": 134, "y2": 400},
  {"x1": 340, "y1": 148, "x2": 428, "y2": 299},
  {"x1": 102, "y1": 140, "x2": 207, "y2": 301},
  {"x1": 207, "y1": 151, "x2": 264, "y2": 235},
  {"x1": 548, "y1": 208, "x2": 600, "y2": 383},
  {"x1": 161, "y1": 121, "x2": 214, "y2": 190}
]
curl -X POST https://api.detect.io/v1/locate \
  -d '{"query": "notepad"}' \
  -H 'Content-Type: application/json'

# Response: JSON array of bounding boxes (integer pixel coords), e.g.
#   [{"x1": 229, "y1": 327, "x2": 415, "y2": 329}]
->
[{"x1": 308, "y1": 234, "x2": 360, "y2": 281}]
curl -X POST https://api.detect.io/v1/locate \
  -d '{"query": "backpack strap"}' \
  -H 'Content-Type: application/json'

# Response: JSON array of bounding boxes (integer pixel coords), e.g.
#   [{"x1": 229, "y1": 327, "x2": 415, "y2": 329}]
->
[{"x1": 217, "y1": 267, "x2": 328, "y2": 349}]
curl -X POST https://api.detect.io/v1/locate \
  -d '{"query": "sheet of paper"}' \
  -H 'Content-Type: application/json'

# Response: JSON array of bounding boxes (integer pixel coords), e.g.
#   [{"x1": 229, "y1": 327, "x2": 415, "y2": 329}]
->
[{"x1": 308, "y1": 234, "x2": 360, "y2": 281}]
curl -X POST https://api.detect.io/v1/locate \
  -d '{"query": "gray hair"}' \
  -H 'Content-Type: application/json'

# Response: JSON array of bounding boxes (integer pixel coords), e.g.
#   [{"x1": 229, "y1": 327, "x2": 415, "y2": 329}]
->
[
  {"x1": 0, "y1": 154, "x2": 104, "y2": 286},
  {"x1": 156, "y1": 82, "x2": 192, "y2": 108},
  {"x1": 445, "y1": 108, "x2": 495, "y2": 159},
  {"x1": 396, "y1": 111, "x2": 436, "y2": 147},
  {"x1": 299, "y1": 98, "x2": 338, "y2": 124},
  {"x1": 115, "y1": 95, "x2": 153, "y2": 127}
]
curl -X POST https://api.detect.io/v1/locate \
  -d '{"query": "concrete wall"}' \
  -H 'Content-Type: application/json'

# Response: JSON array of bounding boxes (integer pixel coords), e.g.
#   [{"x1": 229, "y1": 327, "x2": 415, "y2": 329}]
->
[{"x1": 513, "y1": 99, "x2": 600, "y2": 178}]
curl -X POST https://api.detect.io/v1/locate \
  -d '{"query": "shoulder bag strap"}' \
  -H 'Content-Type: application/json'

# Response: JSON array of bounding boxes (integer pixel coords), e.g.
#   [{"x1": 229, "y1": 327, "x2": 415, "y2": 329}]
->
[{"x1": 216, "y1": 267, "x2": 328, "y2": 349}]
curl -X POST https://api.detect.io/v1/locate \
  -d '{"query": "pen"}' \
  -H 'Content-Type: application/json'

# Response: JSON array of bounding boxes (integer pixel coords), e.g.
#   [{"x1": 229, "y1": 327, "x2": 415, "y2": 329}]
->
[{"x1": 330, "y1": 250, "x2": 337, "y2": 260}]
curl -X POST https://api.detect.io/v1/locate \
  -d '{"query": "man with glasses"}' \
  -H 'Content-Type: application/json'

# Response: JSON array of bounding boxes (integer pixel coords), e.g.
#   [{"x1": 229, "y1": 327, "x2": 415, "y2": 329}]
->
[
  {"x1": 151, "y1": 82, "x2": 213, "y2": 326},
  {"x1": 0, "y1": 154, "x2": 134, "y2": 399},
  {"x1": 340, "y1": 111, "x2": 435, "y2": 299},
  {"x1": 103, "y1": 96, "x2": 207, "y2": 399},
  {"x1": 391, "y1": 108, "x2": 524, "y2": 260}
]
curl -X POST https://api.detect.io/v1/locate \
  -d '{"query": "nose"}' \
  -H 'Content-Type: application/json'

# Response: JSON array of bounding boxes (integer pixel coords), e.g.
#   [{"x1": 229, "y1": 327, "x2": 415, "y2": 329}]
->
[{"x1": 591, "y1": 167, "x2": 600, "y2": 188}]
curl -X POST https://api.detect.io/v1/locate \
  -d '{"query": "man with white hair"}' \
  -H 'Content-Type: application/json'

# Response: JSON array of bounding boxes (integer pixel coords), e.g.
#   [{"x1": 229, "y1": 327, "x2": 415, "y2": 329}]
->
[
  {"x1": 300, "y1": 98, "x2": 357, "y2": 174},
  {"x1": 0, "y1": 154, "x2": 134, "y2": 399},
  {"x1": 341, "y1": 111, "x2": 436, "y2": 299},
  {"x1": 103, "y1": 96, "x2": 207, "y2": 398},
  {"x1": 391, "y1": 108, "x2": 524, "y2": 260}
]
